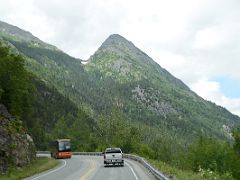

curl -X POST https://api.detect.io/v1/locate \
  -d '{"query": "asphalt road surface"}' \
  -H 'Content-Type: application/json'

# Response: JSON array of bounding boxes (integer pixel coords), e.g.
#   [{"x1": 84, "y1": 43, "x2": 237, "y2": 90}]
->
[{"x1": 25, "y1": 155, "x2": 156, "y2": 180}]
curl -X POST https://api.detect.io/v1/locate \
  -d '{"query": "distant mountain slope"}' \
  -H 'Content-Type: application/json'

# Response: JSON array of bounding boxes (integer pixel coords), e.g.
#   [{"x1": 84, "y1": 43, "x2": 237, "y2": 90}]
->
[
  {"x1": 0, "y1": 20, "x2": 96, "y2": 112},
  {"x1": 0, "y1": 20, "x2": 115, "y2": 116},
  {"x1": 85, "y1": 34, "x2": 240, "y2": 140},
  {"x1": 0, "y1": 20, "x2": 57, "y2": 50},
  {"x1": 0, "y1": 20, "x2": 239, "y2": 146},
  {"x1": 0, "y1": 21, "x2": 97, "y2": 151}
]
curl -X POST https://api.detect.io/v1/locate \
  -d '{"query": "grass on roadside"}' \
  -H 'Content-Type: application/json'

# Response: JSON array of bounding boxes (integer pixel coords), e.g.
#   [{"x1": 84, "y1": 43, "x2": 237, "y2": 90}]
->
[
  {"x1": 148, "y1": 159, "x2": 234, "y2": 180},
  {"x1": 0, "y1": 157, "x2": 59, "y2": 180}
]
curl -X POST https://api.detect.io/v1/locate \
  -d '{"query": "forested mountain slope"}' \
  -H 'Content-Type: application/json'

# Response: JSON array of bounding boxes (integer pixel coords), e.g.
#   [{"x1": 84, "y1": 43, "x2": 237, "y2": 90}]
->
[
  {"x1": 1, "y1": 20, "x2": 239, "y2": 149},
  {"x1": 85, "y1": 34, "x2": 240, "y2": 141},
  {"x1": 0, "y1": 39, "x2": 94, "y2": 151},
  {"x1": 0, "y1": 21, "x2": 110, "y2": 115}
]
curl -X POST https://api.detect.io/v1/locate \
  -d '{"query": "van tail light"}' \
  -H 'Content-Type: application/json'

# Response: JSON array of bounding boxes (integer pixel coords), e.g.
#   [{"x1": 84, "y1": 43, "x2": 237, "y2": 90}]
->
[{"x1": 104, "y1": 154, "x2": 106, "y2": 159}]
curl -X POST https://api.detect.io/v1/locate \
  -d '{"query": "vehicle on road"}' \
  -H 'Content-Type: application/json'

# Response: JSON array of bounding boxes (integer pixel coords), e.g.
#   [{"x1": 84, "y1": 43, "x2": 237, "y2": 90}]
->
[
  {"x1": 103, "y1": 148, "x2": 124, "y2": 167},
  {"x1": 49, "y1": 139, "x2": 72, "y2": 159}
]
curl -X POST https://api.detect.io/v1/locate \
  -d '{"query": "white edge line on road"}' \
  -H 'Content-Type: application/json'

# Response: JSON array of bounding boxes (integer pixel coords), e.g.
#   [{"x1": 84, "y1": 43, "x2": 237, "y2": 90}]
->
[
  {"x1": 125, "y1": 162, "x2": 139, "y2": 180},
  {"x1": 30, "y1": 160, "x2": 67, "y2": 180}
]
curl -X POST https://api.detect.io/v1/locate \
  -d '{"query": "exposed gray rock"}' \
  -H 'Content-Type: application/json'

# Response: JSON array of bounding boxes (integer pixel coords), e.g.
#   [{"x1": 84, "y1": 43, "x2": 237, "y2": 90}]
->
[
  {"x1": 11, "y1": 134, "x2": 36, "y2": 167},
  {"x1": 132, "y1": 86, "x2": 177, "y2": 115},
  {"x1": 0, "y1": 104, "x2": 36, "y2": 174},
  {"x1": 0, "y1": 104, "x2": 12, "y2": 119},
  {"x1": 112, "y1": 58, "x2": 131, "y2": 76}
]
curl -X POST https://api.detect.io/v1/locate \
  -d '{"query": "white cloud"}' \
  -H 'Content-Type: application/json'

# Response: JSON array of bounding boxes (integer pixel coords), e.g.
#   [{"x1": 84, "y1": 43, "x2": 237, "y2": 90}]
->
[
  {"x1": 222, "y1": 97, "x2": 240, "y2": 117},
  {"x1": 190, "y1": 79, "x2": 240, "y2": 116},
  {"x1": 193, "y1": 26, "x2": 228, "y2": 50},
  {"x1": 190, "y1": 79, "x2": 222, "y2": 101}
]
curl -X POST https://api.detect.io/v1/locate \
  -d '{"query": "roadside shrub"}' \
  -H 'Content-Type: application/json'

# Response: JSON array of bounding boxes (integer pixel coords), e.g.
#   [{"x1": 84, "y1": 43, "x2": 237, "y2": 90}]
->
[{"x1": 187, "y1": 137, "x2": 240, "y2": 179}]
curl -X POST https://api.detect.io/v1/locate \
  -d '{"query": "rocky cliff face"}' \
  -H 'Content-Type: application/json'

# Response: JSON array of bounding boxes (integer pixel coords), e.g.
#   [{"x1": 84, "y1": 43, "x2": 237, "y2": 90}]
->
[{"x1": 0, "y1": 104, "x2": 36, "y2": 174}]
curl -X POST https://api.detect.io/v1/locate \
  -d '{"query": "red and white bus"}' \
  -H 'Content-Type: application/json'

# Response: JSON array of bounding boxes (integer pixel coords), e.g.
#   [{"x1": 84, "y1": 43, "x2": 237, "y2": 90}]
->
[{"x1": 49, "y1": 139, "x2": 72, "y2": 159}]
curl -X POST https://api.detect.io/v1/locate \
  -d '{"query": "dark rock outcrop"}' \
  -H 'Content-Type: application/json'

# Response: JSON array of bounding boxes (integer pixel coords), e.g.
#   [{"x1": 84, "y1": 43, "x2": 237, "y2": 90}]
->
[{"x1": 0, "y1": 104, "x2": 36, "y2": 174}]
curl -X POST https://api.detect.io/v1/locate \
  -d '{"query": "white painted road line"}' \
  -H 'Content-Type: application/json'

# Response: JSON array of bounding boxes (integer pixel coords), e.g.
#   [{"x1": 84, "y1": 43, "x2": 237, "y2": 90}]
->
[
  {"x1": 125, "y1": 162, "x2": 139, "y2": 180},
  {"x1": 30, "y1": 160, "x2": 67, "y2": 180}
]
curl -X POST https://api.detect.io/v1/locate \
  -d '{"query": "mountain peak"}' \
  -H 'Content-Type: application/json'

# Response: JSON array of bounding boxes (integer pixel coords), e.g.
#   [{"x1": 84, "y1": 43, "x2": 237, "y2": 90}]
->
[
  {"x1": 89, "y1": 34, "x2": 150, "y2": 65},
  {"x1": 95, "y1": 34, "x2": 150, "y2": 61},
  {"x1": 107, "y1": 34, "x2": 125, "y2": 40},
  {"x1": 100, "y1": 34, "x2": 134, "y2": 50},
  {"x1": 87, "y1": 34, "x2": 188, "y2": 89}
]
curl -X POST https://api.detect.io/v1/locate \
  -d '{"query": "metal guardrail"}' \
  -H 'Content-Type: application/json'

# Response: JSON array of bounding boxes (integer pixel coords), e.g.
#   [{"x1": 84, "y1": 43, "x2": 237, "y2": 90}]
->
[
  {"x1": 124, "y1": 154, "x2": 169, "y2": 180},
  {"x1": 36, "y1": 151, "x2": 169, "y2": 180},
  {"x1": 72, "y1": 152, "x2": 102, "y2": 156},
  {"x1": 36, "y1": 151, "x2": 50, "y2": 154},
  {"x1": 36, "y1": 151, "x2": 102, "y2": 156}
]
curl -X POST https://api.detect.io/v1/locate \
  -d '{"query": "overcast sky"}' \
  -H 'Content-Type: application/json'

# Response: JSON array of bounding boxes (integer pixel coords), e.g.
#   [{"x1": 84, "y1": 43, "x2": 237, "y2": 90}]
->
[{"x1": 1, "y1": 0, "x2": 240, "y2": 116}]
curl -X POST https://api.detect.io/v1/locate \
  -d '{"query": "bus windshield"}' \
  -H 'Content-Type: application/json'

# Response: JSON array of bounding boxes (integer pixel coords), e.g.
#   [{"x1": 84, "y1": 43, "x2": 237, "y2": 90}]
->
[{"x1": 58, "y1": 141, "x2": 71, "y2": 152}]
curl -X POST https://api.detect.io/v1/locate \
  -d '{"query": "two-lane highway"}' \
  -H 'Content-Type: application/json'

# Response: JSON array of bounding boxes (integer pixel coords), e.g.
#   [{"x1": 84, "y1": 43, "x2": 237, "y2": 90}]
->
[{"x1": 25, "y1": 155, "x2": 155, "y2": 180}]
